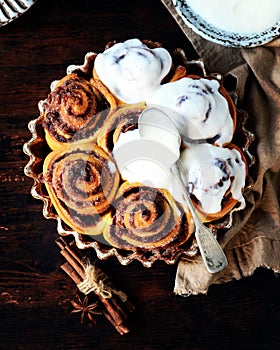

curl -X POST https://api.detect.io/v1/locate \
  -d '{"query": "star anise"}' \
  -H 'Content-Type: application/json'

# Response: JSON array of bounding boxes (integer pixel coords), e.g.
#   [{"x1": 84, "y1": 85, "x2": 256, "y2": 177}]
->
[{"x1": 70, "y1": 294, "x2": 102, "y2": 325}]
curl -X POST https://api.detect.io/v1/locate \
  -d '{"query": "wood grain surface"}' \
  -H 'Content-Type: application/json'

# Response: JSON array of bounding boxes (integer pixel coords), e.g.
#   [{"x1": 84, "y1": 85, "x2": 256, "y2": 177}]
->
[{"x1": 0, "y1": 1, "x2": 279, "y2": 349}]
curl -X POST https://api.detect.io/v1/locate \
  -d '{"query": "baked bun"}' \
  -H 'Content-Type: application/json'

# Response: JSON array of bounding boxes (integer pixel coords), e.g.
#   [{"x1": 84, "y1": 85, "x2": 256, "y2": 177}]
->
[
  {"x1": 97, "y1": 103, "x2": 146, "y2": 154},
  {"x1": 146, "y1": 75, "x2": 236, "y2": 146},
  {"x1": 42, "y1": 73, "x2": 117, "y2": 150},
  {"x1": 42, "y1": 141, "x2": 120, "y2": 234},
  {"x1": 93, "y1": 38, "x2": 172, "y2": 104},
  {"x1": 179, "y1": 142, "x2": 247, "y2": 222},
  {"x1": 103, "y1": 182, "x2": 193, "y2": 249}
]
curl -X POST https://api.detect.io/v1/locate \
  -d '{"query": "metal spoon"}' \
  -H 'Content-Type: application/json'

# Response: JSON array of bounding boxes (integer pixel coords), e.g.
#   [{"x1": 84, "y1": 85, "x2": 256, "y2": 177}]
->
[{"x1": 138, "y1": 108, "x2": 228, "y2": 273}]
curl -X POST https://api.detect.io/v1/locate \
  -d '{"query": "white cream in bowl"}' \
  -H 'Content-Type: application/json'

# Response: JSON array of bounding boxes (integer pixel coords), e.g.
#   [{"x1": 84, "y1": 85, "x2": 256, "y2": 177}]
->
[{"x1": 187, "y1": 0, "x2": 280, "y2": 35}]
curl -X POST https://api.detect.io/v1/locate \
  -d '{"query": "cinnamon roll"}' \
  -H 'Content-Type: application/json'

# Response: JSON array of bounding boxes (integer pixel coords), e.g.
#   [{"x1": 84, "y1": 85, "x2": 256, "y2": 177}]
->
[
  {"x1": 42, "y1": 141, "x2": 120, "y2": 235},
  {"x1": 93, "y1": 38, "x2": 172, "y2": 104},
  {"x1": 97, "y1": 103, "x2": 146, "y2": 154},
  {"x1": 179, "y1": 143, "x2": 247, "y2": 222},
  {"x1": 42, "y1": 73, "x2": 116, "y2": 150},
  {"x1": 147, "y1": 76, "x2": 236, "y2": 146},
  {"x1": 103, "y1": 182, "x2": 193, "y2": 249}
]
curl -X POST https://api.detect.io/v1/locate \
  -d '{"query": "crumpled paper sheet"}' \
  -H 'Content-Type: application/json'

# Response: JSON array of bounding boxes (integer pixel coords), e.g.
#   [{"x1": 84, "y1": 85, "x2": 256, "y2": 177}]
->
[{"x1": 162, "y1": 0, "x2": 280, "y2": 295}]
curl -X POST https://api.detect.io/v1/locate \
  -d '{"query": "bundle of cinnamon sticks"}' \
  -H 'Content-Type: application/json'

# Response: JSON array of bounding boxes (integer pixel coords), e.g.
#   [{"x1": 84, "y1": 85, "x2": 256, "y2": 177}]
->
[{"x1": 56, "y1": 237, "x2": 135, "y2": 335}]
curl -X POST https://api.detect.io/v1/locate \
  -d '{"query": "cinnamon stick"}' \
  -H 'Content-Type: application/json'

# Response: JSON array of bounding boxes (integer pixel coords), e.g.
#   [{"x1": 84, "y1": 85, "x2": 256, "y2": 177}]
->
[
  {"x1": 56, "y1": 239, "x2": 85, "y2": 279},
  {"x1": 60, "y1": 249, "x2": 85, "y2": 279},
  {"x1": 99, "y1": 295, "x2": 127, "y2": 326},
  {"x1": 55, "y1": 237, "x2": 134, "y2": 334},
  {"x1": 60, "y1": 262, "x2": 82, "y2": 285},
  {"x1": 102, "y1": 309, "x2": 129, "y2": 335}
]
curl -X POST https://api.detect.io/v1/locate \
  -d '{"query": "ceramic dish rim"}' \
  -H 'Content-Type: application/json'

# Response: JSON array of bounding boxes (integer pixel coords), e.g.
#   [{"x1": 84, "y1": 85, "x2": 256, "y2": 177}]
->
[{"x1": 173, "y1": 0, "x2": 280, "y2": 47}]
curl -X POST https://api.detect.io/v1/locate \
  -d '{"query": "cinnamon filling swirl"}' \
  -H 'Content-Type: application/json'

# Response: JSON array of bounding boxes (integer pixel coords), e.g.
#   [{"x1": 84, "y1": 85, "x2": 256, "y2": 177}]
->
[
  {"x1": 42, "y1": 73, "x2": 116, "y2": 149},
  {"x1": 43, "y1": 142, "x2": 120, "y2": 235},
  {"x1": 97, "y1": 103, "x2": 146, "y2": 154},
  {"x1": 104, "y1": 182, "x2": 191, "y2": 249}
]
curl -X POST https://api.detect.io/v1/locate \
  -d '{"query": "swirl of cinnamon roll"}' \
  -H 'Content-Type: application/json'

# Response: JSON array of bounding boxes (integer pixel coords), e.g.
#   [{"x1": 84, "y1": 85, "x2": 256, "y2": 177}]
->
[
  {"x1": 97, "y1": 103, "x2": 146, "y2": 154},
  {"x1": 103, "y1": 182, "x2": 193, "y2": 249},
  {"x1": 42, "y1": 142, "x2": 120, "y2": 235},
  {"x1": 147, "y1": 76, "x2": 236, "y2": 146},
  {"x1": 93, "y1": 38, "x2": 172, "y2": 104},
  {"x1": 179, "y1": 143, "x2": 247, "y2": 222},
  {"x1": 42, "y1": 73, "x2": 117, "y2": 150}
]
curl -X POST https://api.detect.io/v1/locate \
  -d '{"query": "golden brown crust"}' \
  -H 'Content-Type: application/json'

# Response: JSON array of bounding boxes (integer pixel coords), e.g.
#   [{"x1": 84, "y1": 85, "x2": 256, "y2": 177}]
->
[
  {"x1": 42, "y1": 141, "x2": 120, "y2": 235},
  {"x1": 42, "y1": 73, "x2": 117, "y2": 150},
  {"x1": 103, "y1": 182, "x2": 193, "y2": 249},
  {"x1": 97, "y1": 103, "x2": 146, "y2": 154}
]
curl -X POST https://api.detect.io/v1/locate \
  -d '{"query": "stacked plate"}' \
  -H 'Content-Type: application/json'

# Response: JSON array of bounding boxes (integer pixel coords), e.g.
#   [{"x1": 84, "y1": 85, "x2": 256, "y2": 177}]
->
[{"x1": 0, "y1": 0, "x2": 36, "y2": 27}]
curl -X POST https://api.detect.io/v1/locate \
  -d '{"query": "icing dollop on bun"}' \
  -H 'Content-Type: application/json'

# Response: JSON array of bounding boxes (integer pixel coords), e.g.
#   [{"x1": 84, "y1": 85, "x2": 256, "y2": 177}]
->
[
  {"x1": 112, "y1": 129, "x2": 175, "y2": 193},
  {"x1": 179, "y1": 143, "x2": 246, "y2": 216},
  {"x1": 147, "y1": 77, "x2": 234, "y2": 146},
  {"x1": 94, "y1": 39, "x2": 172, "y2": 104}
]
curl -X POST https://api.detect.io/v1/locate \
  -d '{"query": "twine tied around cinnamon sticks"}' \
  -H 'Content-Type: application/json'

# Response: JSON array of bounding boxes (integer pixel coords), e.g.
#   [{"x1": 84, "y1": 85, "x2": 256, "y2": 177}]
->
[
  {"x1": 78, "y1": 263, "x2": 128, "y2": 303},
  {"x1": 56, "y1": 237, "x2": 135, "y2": 335}
]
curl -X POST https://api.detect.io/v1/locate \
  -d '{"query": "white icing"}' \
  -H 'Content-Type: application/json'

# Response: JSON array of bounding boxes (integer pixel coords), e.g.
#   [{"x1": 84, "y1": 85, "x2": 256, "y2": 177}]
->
[
  {"x1": 94, "y1": 39, "x2": 172, "y2": 104},
  {"x1": 111, "y1": 118, "x2": 246, "y2": 216},
  {"x1": 138, "y1": 108, "x2": 181, "y2": 164},
  {"x1": 179, "y1": 143, "x2": 246, "y2": 214},
  {"x1": 119, "y1": 158, "x2": 174, "y2": 190},
  {"x1": 112, "y1": 126, "x2": 178, "y2": 193},
  {"x1": 147, "y1": 77, "x2": 234, "y2": 146},
  {"x1": 114, "y1": 128, "x2": 141, "y2": 147},
  {"x1": 94, "y1": 38, "x2": 246, "y2": 217},
  {"x1": 107, "y1": 160, "x2": 117, "y2": 174},
  {"x1": 187, "y1": 0, "x2": 280, "y2": 34}
]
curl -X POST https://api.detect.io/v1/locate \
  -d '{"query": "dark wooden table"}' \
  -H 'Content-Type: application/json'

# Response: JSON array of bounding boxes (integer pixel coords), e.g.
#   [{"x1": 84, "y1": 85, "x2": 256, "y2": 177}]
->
[{"x1": 0, "y1": 1, "x2": 279, "y2": 349}]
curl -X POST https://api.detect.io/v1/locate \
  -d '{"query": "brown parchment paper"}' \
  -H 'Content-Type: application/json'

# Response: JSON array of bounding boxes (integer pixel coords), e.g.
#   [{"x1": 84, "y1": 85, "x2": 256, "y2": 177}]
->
[{"x1": 162, "y1": 0, "x2": 280, "y2": 295}]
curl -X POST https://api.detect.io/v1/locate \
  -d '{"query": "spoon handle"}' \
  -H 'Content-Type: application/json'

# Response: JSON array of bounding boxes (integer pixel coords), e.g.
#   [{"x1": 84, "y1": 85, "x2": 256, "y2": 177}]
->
[
  {"x1": 171, "y1": 164, "x2": 228, "y2": 273},
  {"x1": 195, "y1": 223, "x2": 228, "y2": 273}
]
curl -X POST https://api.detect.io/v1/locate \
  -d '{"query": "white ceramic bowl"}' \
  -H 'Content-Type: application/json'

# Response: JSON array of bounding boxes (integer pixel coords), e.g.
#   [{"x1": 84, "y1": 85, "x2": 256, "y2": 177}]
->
[{"x1": 173, "y1": 0, "x2": 280, "y2": 47}]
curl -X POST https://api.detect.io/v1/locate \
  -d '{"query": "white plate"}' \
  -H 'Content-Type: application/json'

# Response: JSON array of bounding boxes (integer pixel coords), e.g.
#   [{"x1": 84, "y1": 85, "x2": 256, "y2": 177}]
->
[
  {"x1": 0, "y1": 0, "x2": 36, "y2": 27},
  {"x1": 173, "y1": 0, "x2": 280, "y2": 47}
]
